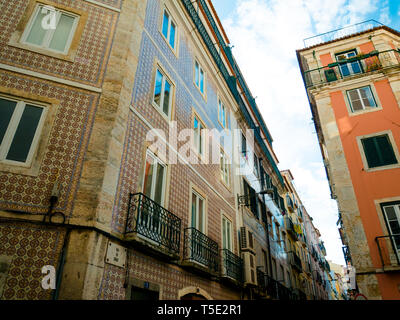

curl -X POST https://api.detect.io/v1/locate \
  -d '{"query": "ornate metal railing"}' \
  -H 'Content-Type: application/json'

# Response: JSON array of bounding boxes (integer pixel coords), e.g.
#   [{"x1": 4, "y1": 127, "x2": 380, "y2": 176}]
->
[
  {"x1": 285, "y1": 216, "x2": 298, "y2": 240},
  {"x1": 257, "y1": 268, "x2": 294, "y2": 300},
  {"x1": 303, "y1": 20, "x2": 383, "y2": 48},
  {"x1": 125, "y1": 193, "x2": 181, "y2": 254},
  {"x1": 183, "y1": 227, "x2": 219, "y2": 273},
  {"x1": 375, "y1": 234, "x2": 400, "y2": 269},
  {"x1": 289, "y1": 251, "x2": 302, "y2": 272},
  {"x1": 221, "y1": 249, "x2": 243, "y2": 283},
  {"x1": 304, "y1": 49, "x2": 400, "y2": 88}
]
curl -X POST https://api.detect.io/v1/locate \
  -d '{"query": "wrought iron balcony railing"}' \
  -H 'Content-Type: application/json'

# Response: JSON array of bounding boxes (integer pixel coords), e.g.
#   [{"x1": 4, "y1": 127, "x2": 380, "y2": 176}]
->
[
  {"x1": 257, "y1": 268, "x2": 294, "y2": 300},
  {"x1": 289, "y1": 251, "x2": 303, "y2": 272},
  {"x1": 221, "y1": 249, "x2": 243, "y2": 283},
  {"x1": 183, "y1": 227, "x2": 219, "y2": 273},
  {"x1": 285, "y1": 216, "x2": 298, "y2": 240},
  {"x1": 375, "y1": 234, "x2": 400, "y2": 270},
  {"x1": 125, "y1": 193, "x2": 181, "y2": 255},
  {"x1": 304, "y1": 49, "x2": 400, "y2": 88}
]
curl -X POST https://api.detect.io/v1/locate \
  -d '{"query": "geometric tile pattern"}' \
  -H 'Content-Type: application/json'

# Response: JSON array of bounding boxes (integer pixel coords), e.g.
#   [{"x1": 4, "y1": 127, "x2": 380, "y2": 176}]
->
[
  {"x1": 0, "y1": 71, "x2": 99, "y2": 217},
  {"x1": 0, "y1": 0, "x2": 118, "y2": 86},
  {"x1": 0, "y1": 222, "x2": 66, "y2": 300}
]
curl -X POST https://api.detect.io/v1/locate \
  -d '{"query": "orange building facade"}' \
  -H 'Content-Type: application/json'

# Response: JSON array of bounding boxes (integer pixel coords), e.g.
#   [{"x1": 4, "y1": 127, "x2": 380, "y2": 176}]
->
[{"x1": 297, "y1": 23, "x2": 400, "y2": 299}]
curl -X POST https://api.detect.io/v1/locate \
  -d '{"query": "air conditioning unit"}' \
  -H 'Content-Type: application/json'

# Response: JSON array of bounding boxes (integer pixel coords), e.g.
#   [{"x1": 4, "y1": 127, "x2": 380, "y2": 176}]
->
[
  {"x1": 240, "y1": 227, "x2": 255, "y2": 253},
  {"x1": 242, "y1": 251, "x2": 257, "y2": 286}
]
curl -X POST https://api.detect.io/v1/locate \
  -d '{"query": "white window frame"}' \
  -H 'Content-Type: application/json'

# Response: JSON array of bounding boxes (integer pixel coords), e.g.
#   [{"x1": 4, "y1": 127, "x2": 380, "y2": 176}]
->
[
  {"x1": 221, "y1": 215, "x2": 233, "y2": 251},
  {"x1": 142, "y1": 150, "x2": 167, "y2": 206},
  {"x1": 192, "y1": 113, "x2": 205, "y2": 156},
  {"x1": 152, "y1": 68, "x2": 173, "y2": 119},
  {"x1": 194, "y1": 60, "x2": 205, "y2": 94},
  {"x1": 381, "y1": 202, "x2": 400, "y2": 262},
  {"x1": 220, "y1": 148, "x2": 230, "y2": 187},
  {"x1": 347, "y1": 86, "x2": 377, "y2": 112},
  {"x1": 0, "y1": 96, "x2": 47, "y2": 167},
  {"x1": 20, "y1": 4, "x2": 79, "y2": 55},
  {"x1": 161, "y1": 8, "x2": 177, "y2": 51},
  {"x1": 190, "y1": 189, "x2": 206, "y2": 233},
  {"x1": 218, "y1": 98, "x2": 227, "y2": 128}
]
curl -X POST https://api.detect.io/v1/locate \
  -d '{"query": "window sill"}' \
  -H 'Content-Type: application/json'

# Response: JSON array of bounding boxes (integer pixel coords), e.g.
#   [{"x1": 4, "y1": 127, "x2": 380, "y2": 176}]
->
[
  {"x1": 349, "y1": 106, "x2": 383, "y2": 117},
  {"x1": 150, "y1": 101, "x2": 173, "y2": 123},
  {"x1": 193, "y1": 81, "x2": 207, "y2": 102},
  {"x1": 159, "y1": 30, "x2": 179, "y2": 59},
  {"x1": 363, "y1": 162, "x2": 400, "y2": 173}
]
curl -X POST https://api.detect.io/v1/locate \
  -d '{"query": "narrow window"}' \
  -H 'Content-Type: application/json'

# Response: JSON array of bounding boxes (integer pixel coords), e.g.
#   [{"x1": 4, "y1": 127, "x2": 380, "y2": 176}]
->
[
  {"x1": 22, "y1": 4, "x2": 79, "y2": 54},
  {"x1": 220, "y1": 149, "x2": 230, "y2": 186},
  {"x1": 218, "y1": 99, "x2": 227, "y2": 128},
  {"x1": 253, "y1": 152, "x2": 259, "y2": 178},
  {"x1": 161, "y1": 9, "x2": 176, "y2": 50},
  {"x1": 361, "y1": 134, "x2": 398, "y2": 168},
  {"x1": 222, "y1": 216, "x2": 232, "y2": 251},
  {"x1": 142, "y1": 150, "x2": 166, "y2": 205},
  {"x1": 153, "y1": 69, "x2": 173, "y2": 118},
  {"x1": 191, "y1": 190, "x2": 205, "y2": 233},
  {"x1": 193, "y1": 114, "x2": 205, "y2": 155},
  {"x1": 347, "y1": 86, "x2": 377, "y2": 112},
  {"x1": 381, "y1": 202, "x2": 400, "y2": 261},
  {"x1": 194, "y1": 60, "x2": 205, "y2": 94},
  {"x1": 0, "y1": 97, "x2": 46, "y2": 165}
]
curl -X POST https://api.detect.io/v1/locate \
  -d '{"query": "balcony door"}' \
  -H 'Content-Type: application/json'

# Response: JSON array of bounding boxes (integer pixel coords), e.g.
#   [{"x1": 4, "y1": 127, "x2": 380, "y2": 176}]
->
[
  {"x1": 381, "y1": 202, "x2": 400, "y2": 262},
  {"x1": 336, "y1": 50, "x2": 362, "y2": 77},
  {"x1": 141, "y1": 151, "x2": 167, "y2": 232}
]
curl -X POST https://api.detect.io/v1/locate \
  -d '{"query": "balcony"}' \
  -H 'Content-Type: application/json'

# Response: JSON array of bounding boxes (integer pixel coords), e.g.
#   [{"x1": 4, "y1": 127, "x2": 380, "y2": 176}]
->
[
  {"x1": 221, "y1": 249, "x2": 243, "y2": 284},
  {"x1": 257, "y1": 268, "x2": 294, "y2": 300},
  {"x1": 285, "y1": 216, "x2": 298, "y2": 240},
  {"x1": 375, "y1": 235, "x2": 400, "y2": 272},
  {"x1": 286, "y1": 195, "x2": 294, "y2": 213},
  {"x1": 125, "y1": 193, "x2": 181, "y2": 258},
  {"x1": 182, "y1": 227, "x2": 219, "y2": 275},
  {"x1": 289, "y1": 251, "x2": 303, "y2": 273},
  {"x1": 304, "y1": 49, "x2": 400, "y2": 88}
]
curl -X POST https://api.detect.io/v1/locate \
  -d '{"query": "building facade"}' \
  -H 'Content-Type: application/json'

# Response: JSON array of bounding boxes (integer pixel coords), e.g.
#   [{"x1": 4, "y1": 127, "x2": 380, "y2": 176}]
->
[
  {"x1": 0, "y1": 0, "x2": 334, "y2": 300},
  {"x1": 297, "y1": 21, "x2": 400, "y2": 299}
]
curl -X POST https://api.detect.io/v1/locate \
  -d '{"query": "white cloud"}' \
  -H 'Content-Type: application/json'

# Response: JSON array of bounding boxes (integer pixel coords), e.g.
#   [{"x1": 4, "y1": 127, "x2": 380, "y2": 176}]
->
[{"x1": 223, "y1": 0, "x2": 385, "y2": 264}]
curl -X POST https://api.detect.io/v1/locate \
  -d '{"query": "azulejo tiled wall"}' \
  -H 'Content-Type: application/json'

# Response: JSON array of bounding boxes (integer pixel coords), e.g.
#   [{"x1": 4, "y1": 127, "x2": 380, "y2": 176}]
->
[
  {"x1": 0, "y1": 221, "x2": 66, "y2": 300},
  {"x1": 0, "y1": 0, "x2": 118, "y2": 86},
  {"x1": 0, "y1": 71, "x2": 99, "y2": 217}
]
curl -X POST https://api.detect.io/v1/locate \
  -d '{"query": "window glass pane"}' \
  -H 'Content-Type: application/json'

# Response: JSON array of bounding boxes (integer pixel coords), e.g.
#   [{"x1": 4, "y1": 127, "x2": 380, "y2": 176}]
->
[
  {"x1": 384, "y1": 206, "x2": 397, "y2": 220},
  {"x1": 362, "y1": 137, "x2": 380, "y2": 168},
  {"x1": 195, "y1": 62, "x2": 199, "y2": 86},
  {"x1": 153, "y1": 163, "x2": 165, "y2": 204},
  {"x1": 200, "y1": 69, "x2": 204, "y2": 93},
  {"x1": 191, "y1": 193, "x2": 197, "y2": 228},
  {"x1": 227, "y1": 221, "x2": 231, "y2": 250},
  {"x1": 360, "y1": 87, "x2": 376, "y2": 108},
  {"x1": 154, "y1": 70, "x2": 163, "y2": 107},
  {"x1": 348, "y1": 90, "x2": 363, "y2": 111},
  {"x1": 222, "y1": 218, "x2": 227, "y2": 249},
  {"x1": 193, "y1": 117, "x2": 199, "y2": 150},
  {"x1": 0, "y1": 98, "x2": 17, "y2": 145},
  {"x1": 162, "y1": 79, "x2": 171, "y2": 116},
  {"x1": 376, "y1": 135, "x2": 397, "y2": 166},
  {"x1": 26, "y1": 9, "x2": 47, "y2": 46},
  {"x1": 199, "y1": 122, "x2": 203, "y2": 154},
  {"x1": 49, "y1": 13, "x2": 75, "y2": 52},
  {"x1": 6, "y1": 105, "x2": 43, "y2": 163},
  {"x1": 143, "y1": 156, "x2": 154, "y2": 198},
  {"x1": 169, "y1": 21, "x2": 176, "y2": 49},
  {"x1": 162, "y1": 11, "x2": 169, "y2": 39},
  {"x1": 198, "y1": 197, "x2": 204, "y2": 232}
]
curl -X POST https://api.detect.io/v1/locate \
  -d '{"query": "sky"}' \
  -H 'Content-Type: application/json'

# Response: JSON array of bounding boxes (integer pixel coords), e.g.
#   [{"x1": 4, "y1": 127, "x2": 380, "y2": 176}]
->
[{"x1": 212, "y1": 0, "x2": 400, "y2": 265}]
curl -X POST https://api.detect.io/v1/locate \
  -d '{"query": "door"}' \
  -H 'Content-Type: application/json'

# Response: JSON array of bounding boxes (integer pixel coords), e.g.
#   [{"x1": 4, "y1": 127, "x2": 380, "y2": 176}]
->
[
  {"x1": 336, "y1": 50, "x2": 362, "y2": 77},
  {"x1": 382, "y1": 203, "x2": 400, "y2": 263}
]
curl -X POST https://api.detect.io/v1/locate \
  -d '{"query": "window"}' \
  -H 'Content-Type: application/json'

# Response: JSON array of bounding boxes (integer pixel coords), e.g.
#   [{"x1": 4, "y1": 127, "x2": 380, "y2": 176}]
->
[
  {"x1": 21, "y1": 4, "x2": 79, "y2": 54},
  {"x1": 0, "y1": 97, "x2": 46, "y2": 165},
  {"x1": 220, "y1": 149, "x2": 230, "y2": 186},
  {"x1": 194, "y1": 60, "x2": 205, "y2": 94},
  {"x1": 271, "y1": 257, "x2": 277, "y2": 280},
  {"x1": 153, "y1": 69, "x2": 173, "y2": 118},
  {"x1": 191, "y1": 190, "x2": 205, "y2": 233},
  {"x1": 275, "y1": 223, "x2": 280, "y2": 242},
  {"x1": 361, "y1": 134, "x2": 398, "y2": 168},
  {"x1": 161, "y1": 9, "x2": 176, "y2": 50},
  {"x1": 193, "y1": 114, "x2": 205, "y2": 156},
  {"x1": 253, "y1": 153, "x2": 259, "y2": 178},
  {"x1": 243, "y1": 179, "x2": 258, "y2": 218},
  {"x1": 222, "y1": 216, "x2": 232, "y2": 251},
  {"x1": 241, "y1": 133, "x2": 247, "y2": 159},
  {"x1": 336, "y1": 50, "x2": 362, "y2": 77},
  {"x1": 381, "y1": 202, "x2": 400, "y2": 261},
  {"x1": 347, "y1": 86, "x2": 377, "y2": 112},
  {"x1": 218, "y1": 99, "x2": 227, "y2": 128},
  {"x1": 142, "y1": 150, "x2": 167, "y2": 205}
]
